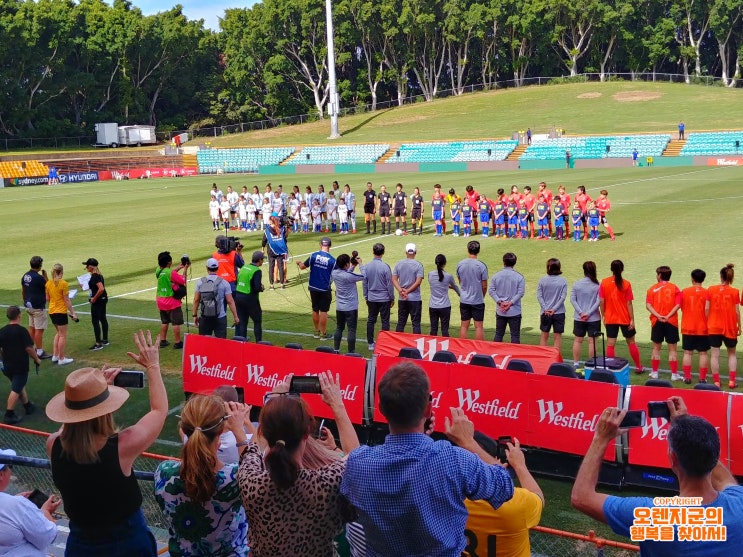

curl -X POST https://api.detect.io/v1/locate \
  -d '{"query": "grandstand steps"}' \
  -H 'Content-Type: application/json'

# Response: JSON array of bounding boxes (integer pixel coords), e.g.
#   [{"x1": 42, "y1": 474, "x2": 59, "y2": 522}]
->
[
  {"x1": 506, "y1": 144, "x2": 528, "y2": 161},
  {"x1": 279, "y1": 150, "x2": 301, "y2": 165},
  {"x1": 377, "y1": 144, "x2": 402, "y2": 163},
  {"x1": 182, "y1": 153, "x2": 197, "y2": 167},
  {"x1": 662, "y1": 139, "x2": 685, "y2": 157}
]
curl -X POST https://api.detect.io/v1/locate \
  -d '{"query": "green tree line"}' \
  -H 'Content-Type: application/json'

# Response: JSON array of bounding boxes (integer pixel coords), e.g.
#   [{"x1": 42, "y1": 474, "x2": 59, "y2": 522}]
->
[{"x1": 2, "y1": 0, "x2": 742, "y2": 139}]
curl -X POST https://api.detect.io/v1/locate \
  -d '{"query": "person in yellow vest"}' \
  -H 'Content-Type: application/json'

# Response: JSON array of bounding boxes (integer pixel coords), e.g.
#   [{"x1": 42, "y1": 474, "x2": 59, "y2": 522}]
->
[{"x1": 155, "y1": 252, "x2": 189, "y2": 349}]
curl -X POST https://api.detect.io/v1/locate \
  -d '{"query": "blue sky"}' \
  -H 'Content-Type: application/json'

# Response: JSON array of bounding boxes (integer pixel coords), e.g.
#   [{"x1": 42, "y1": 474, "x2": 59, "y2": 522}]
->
[{"x1": 124, "y1": 1, "x2": 257, "y2": 31}]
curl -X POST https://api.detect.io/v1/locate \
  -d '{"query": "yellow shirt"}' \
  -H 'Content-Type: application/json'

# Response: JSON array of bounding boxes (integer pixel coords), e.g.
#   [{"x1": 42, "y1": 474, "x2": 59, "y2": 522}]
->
[
  {"x1": 463, "y1": 488, "x2": 543, "y2": 557},
  {"x1": 446, "y1": 193, "x2": 463, "y2": 206},
  {"x1": 46, "y1": 279, "x2": 69, "y2": 315}
]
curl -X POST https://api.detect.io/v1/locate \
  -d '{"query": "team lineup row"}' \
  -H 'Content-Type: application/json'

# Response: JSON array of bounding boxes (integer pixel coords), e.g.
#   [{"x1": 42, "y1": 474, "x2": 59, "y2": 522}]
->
[{"x1": 205, "y1": 181, "x2": 617, "y2": 241}]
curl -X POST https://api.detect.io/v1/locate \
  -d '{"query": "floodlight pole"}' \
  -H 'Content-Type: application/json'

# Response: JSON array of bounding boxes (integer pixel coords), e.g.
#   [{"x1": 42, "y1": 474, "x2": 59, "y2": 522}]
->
[{"x1": 325, "y1": 0, "x2": 340, "y2": 139}]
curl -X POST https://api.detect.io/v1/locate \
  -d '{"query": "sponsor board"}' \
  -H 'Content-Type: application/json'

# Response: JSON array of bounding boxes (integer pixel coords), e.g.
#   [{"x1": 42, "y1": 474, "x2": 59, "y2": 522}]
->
[
  {"x1": 373, "y1": 330, "x2": 561, "y2": 374},
  {"x1": 4, "y1": 176, "x2": 48, "y2": 187},
  {"x1": 98, "y1": 167, "x2": 199, "y2": 181},
  {"x1": 59, "y1": 171, "x2": 99, "y2": 183},
  {"x1": 707, "y1": 157, "x2": 743, "y2": 166}
]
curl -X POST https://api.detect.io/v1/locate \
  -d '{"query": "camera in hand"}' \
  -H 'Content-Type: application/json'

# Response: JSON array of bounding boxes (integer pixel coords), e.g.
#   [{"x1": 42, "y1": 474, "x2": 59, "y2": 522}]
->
[
  {"x1": 181, "y1": 254, "x2": 190, "y2": 266},
  {"x1": 647, "y1": 401, "x2": 671, "y2": 420},
  {"x1": 28, "y1": 489, "x2": 48, "y2": 509},
  {"x1": 217, "y1": 236, "x2": 242, "y2": 253},
  {"x1": 114, "y1": 370, "x2": 145, "y2": 389},
  {"x1": 289, "y1": 375, "x2": 322, "y2": 394},
  {"x1": 350, "y1": 250, "x2": 359, "y2": 266},
  {"x1": 496, "y1": 436, "x2": 513, "y2": 464}
]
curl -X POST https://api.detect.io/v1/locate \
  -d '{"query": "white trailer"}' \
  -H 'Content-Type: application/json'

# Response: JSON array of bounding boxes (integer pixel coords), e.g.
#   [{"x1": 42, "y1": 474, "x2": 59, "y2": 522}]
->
[{"x1": 95, "y1": 123, "x2": 158, "y2": 147}]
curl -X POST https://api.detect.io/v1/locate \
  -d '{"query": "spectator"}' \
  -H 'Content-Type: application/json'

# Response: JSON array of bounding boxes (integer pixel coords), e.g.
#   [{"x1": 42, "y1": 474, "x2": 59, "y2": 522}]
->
[
  {"x1": 526, "y1": 127, "x2": 532, "y2": 145},
  {"x1": 0, "y1": 448, "x2": 60, "y2": 556},
  {"x1": 680, "y1": 269, "x2": 709, "y2": 384},
  {"x1": 83, "y1": 258, "x2": 109, "y2": 351},
  {"x1": 428, "y1": 254, "x2": 460, "y2": 337},
  {"x1": 155, "y1": 395, "x2": 251, "y2": 557},
  {"x1": 21, "y1": 256, "x2": 51, "y2": 359},
  {"x1": 234, "y1": 251, "x2": 265, "y2": 342},
  {"x1": 489, "y1": 252, "x2": 526, "y2": 344},
  {"x1": 193, "y1": 258, "x2": 239, "y2": 339},
  {"x1": 261, "y1": 215, "x2": 289, "y2": 289},
  {"x1": 238, "y1": 372, "x2": 359, "y2": 557},
  {"x1": 646, "y1": 265, "x2": 683, "y2": 381},
  {"x1": 1, "y1": 306, "x2": 42, "y2": 424},
  {"x1": 212, "y1": 385, "x2": 254, "y2": 464},
  {"x1": 212, "y1": 236, "x2": 244, "y2": 293},
  {"x1": 155, "y1": 251, "x2": 189, "y2": 349},
  {"x1": 340, "y1": 361, "x2": 514, "y2": 557},
  {"x1": 45, "y1": 330, "x2": 166, "y2": 557},
  {"x1": 392, "y1": 243, "x2": 425, "y2": 334},
  {"x1": 571, "y1": 261, "x2": 601, "y2": 370},
  {"x1": 332, "y1": 252, "x2": 364, "y2": 353},
  {"x1": 599, "y1": 260, "x2": 643, "y2": 373},
  {"x1": 297, "y1": 237, "x2": 336, "y2": 339},
  {"x1": 45, "y1": 263, "x2": 77, "y2": 366},
  {"x1": 362, "y1": 243, "x2": 394, "y2": 351},
  {"x1": 457, "y1": 240, "x2": 489, "y2": 340},
  {"x1": 706, "y1": 264, "x2": 740, "y2": 389},
  {"x1": 462, "y1": 433, "x2": 544, "y2": 557},
  {"x1": 537, "y1": 258, "x2": 568, "y2": 350},
  {"x1": 571, "y1": 396, "x2": 743, "y2": 554},
  {"x1": 678, "y1": 121, "x2": 685, "y2": 140}
]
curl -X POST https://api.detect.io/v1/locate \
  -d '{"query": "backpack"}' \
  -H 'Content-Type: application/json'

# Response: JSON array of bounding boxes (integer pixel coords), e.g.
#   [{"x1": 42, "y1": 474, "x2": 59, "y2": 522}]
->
[
  {"x1": 172, "y1": 282, "x2": 187, "y2": 300},
  {"x1": 197, "y1": 277, "x2": 223, "y2": 318}
]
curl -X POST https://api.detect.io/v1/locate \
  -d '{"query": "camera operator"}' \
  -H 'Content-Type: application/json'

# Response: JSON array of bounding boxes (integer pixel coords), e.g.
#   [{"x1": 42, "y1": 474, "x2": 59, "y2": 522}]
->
[
  {"x1": 155, "y1": 251, "x2": 190, "y2": 349},
  {"x1": 212, "y1": 235, "x2": 244, "y2": 294},
  {"x1": 261, "y1": 214, "x2": 289, "y2": 290}
]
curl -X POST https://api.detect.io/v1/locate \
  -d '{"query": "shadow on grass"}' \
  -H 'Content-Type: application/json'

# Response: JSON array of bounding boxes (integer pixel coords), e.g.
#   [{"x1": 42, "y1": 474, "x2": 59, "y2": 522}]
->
[{"x1": 342, "y1": 109, "x2": 392, "y2": 136}]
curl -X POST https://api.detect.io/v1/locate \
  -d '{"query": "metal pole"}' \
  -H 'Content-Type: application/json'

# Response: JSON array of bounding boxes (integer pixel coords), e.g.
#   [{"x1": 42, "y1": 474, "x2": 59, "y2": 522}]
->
[{"x1": 325, "y1": 0, "x2": 340, "y2": 139}]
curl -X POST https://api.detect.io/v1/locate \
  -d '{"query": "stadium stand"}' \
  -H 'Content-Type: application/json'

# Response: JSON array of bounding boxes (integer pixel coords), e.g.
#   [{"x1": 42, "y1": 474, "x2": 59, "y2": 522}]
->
[
  {"x1": 386, "y1": 140, "x2": 518, "y2": 163},
  {"x1": 519, "y1": 134, "x2": 671, "y2": 160},
  {"x1": 0, "y1": 160, "x2": 49, "y2": 178},
  {"x1": 287, "y1": 144, "x2": 389, "y2": 165},
  {"x1": 197, "y1": 147, "x2": 295, "y2": 173},
  {"x1": 680, "y1": 131, "x2": 743, "y2": 156}
]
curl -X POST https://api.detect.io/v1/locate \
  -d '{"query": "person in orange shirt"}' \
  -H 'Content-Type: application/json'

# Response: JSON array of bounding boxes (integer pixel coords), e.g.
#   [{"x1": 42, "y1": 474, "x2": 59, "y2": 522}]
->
[
  {"x1": 574, "y1": 185, "x2": 592, "y2": 240},
  {"x1": 594, "y1": 190, "x2": 616, "y2": 241},
  {"x1": 706, "y1": 264, "x2": 741, "y2": 389},
  {"x1": 556, "y1": 185, "x2": 571, "y2": 236},
  {"x1": 599, "y1": 260, "x2": 643, "y2": 372},
  {"x1": 522, "y1": 186, "x2": 536, "y2": 238},
  {"x1": 645, "y1": 266, "x2": 682, "y2": 381},
  {"x1": 680, "y1": 269, "x2": 710, "y2": 384}
]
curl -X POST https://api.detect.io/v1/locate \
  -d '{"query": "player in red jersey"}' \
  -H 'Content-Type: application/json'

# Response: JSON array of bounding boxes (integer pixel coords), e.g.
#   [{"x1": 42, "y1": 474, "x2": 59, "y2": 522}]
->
[
  {"x1": 464, "y1": 185, "x2": 479, "y2": 234},
  {"x1": 556, "y1": 185, "x2": 571, "y2": 236},
  {"x1": 522, "y1": 186, "x2": 536, "y2": 238},
  {"x1": 706, "y1": 264, "x2": 741, "y2": 389},
  {"x1": 574, "y1": 185, "x2": 592, "y2": 240},
  {"x1": 599, "y1": 260, "x2": 643, "y2": 372},
  {"x1": 594, "y1": 190, "x2": 616, "y2": 241},
  {"x1": 645, "y1": 266, "x2": 683, "y2": 381},
  {"x1": 537, "y1": 182, "x2": 554, "y2": 235},
  {"x1": 680, "y1": 269, "x2": 709, "y2": 384}
]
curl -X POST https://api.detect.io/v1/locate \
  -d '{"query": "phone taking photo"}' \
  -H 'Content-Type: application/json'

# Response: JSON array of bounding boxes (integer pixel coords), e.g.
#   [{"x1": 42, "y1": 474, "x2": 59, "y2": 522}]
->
[
  {"x1": 113, "y1": 371, "x2": 145, "y2": 389},
  {"x1": 496, "y1": 436, "x2": 513, "y2": 464},
  {"x1": 28, "y1": 489, "x2": 48, "y2": 509},
  {"x1": 620, "y1": 410, "x2": 647, "y2": 428},
  {"x1": 289, "y1": 375, "x2": 322, "y2": 394},
  {"x1": 647, "y1": 401, "x2": 671, "y2": 420}
]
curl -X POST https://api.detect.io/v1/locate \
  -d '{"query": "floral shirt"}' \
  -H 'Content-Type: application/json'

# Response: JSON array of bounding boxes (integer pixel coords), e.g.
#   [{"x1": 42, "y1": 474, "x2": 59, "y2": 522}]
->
[{"x1": 154, "y1": 460, "x2": 248, "y2": 557}]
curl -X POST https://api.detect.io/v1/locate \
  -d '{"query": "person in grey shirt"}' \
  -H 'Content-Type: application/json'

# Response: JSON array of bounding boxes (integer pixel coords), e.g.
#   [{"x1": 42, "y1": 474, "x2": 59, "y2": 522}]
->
[
  {"x1": 488, "y1": 252, "x2": 525, "y2": 343},
  {"x1": 537, "y1": 258, "x2": 568, "y2": 350},
  {"x1": 428, "y1": 254, "x2": 461, "y2": 337},
  {"x1": 331, "y1": 253, "x2": 364, "y2": 353},
  {"x1": 362, "y1": 243, "x2": 394, "y2": 350},
  {"x1": 392, "y1": 243, "x2": 425, "y2": 334},
  {"x1": 570, "y1": 260, "x2": 602, "y2": 368},
  {"x1": 193, "y1": 258, "x2": 239, "y2": 339},
  {"x1": 456, "y1": 240, "x2": 489, "y2": 340}
]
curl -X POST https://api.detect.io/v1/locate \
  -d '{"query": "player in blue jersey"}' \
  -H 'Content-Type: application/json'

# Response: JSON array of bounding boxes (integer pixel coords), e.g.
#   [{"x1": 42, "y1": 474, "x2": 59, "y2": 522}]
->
[
  {"x1": 478, "y1": 194, "x2": 492, "y2": 238},
  {"x1": 450, "y1": 199, "x2": 461, "y2": 237},
  {"x1": 571, "y1": 201, "x2": 583, "y2": 241},
  {"x1": 535, "y1": 195, "x2": 550, "y2": 239},
  {"x1": 506, "y1": 201, "x2": 518, "y2": 238},
  {"x1": 493, "y1": 191, "x2": 506, "y2": 238},
  {"x1": 517, "y1": 201, "x2": 529, "y2": 239},
  {"x1": 461, "y1": 203, "x2": 473, "y2": 237},
  {"x1": 553, "y1": 199, "x2": 565, "y2": 240},
  {"x1": 431, "y1": 189, "x2": 445, "y2": 236},
  {"x1": 587, "y1": 201, "x2": 601, "y2": 241}
]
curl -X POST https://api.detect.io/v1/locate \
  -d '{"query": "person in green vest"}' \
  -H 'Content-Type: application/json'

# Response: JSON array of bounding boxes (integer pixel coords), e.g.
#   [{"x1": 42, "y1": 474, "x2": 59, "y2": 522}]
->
[
  {"x1": 155, "y1": 251, "x2": 189, "y2": 349},
  {"x1": 235, "y1": 251, "x2": 265, "y2": 342}
]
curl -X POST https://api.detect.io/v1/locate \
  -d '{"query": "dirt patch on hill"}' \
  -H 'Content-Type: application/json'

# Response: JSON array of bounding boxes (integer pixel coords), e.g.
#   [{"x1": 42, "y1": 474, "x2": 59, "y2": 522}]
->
[
  {"x1": 577, "y1": 92, "x2": 602, "y2": 99},
  {"x1": 378, "y1": 115, "x2": 430, "y2": 126},
  {"x1": 613, "y1": 91, "x2": 663, "y2": 102}
]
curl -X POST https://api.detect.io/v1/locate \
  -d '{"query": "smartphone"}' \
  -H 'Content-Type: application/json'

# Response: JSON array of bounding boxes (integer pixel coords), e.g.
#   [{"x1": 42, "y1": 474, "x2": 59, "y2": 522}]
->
[
  {"x1": 235, "y1": 387, "x2": 244, "y2": 404},
  {"x1": 620, "y1": 410, "x2": 647, "y2": 428},
  {"x1": 316, "y1": 419, "x2": 326, "y2": 439},
  {"x1": 648, "y1": 401, "x2": 671, "y2": 420},
  {"x1": 290, "y1": 375, "x2": 322, "y2": 394},
  {"x1": 497, "y1": 436, "x2": 513, "y2": 464},
  {"x1": 28, "y1": 489, "x2": 48, "y2": 509},
  {"x1": 113, "y1": 371, "x2": 145, "y2": 389}
]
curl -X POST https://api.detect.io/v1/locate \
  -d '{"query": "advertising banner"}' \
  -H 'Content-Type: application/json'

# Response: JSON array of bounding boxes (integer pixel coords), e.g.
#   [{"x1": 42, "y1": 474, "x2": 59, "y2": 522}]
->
[
  {"x1": 627, "y1": 386, "x2": 729, "y2": 469},
  {"x1": 59, "y1": 171, "x2": 99, "y2": 183},
  {"x1": 182, "y1": 335, "x2": 367, "y2": 423},
  {"x1": 3, "y1": 176, "x2": 48, "y2": 187},
  {"x1": 706, "y1": 156, "x2": 743, "y2": 166},
  {"x1": 373, "y1": 330, "x2": 561, "y2": 374},
  {"x1": 729, "y1": 393, "x2": 743, "y2": 476}
]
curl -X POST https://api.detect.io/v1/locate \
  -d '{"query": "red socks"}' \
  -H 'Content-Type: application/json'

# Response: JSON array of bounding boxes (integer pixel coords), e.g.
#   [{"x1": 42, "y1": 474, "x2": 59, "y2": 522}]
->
[{"x1": 628, "y1": 344, "x2": 642, "y2": 369}]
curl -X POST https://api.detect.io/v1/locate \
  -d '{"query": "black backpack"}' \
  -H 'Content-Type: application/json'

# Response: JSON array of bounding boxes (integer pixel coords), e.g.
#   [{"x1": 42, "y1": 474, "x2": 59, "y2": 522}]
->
[{"x1": 198, "y1": 277, "x2": 223, "y2": 317}]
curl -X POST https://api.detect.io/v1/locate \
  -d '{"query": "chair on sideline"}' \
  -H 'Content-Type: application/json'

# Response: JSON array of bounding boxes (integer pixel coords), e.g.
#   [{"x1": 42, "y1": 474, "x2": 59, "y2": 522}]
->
[
  {"x1": 470, "y1": 354, "x2": 496, "y2": 368},
  {"x1": 694, "y1": 383, "x2": 722, "y2": 391},
  {"x1": 506, "y1": 359, "x2": 534, "y2": 373},
  {"x1": 432, "y1": 350, "x2": 457, "y2": 363},
  {"x1": 316, "y1": 346, "x2": 336, "y2": 354},
  {"x1": 547, "y1": 362, "x2": 579, "y2": 378},
  {"x1": 645, "y1": 379, "x2": 673, "y2": 388},
  {"x1": 587, "y1": 369, "x2": 618, "y2": 384},
  {"x1": 285, "y1": 342, "x2": 303, "y2": 350},
  {"x1": 398, "y1": 347, "x2": 423, "y2": 359}
]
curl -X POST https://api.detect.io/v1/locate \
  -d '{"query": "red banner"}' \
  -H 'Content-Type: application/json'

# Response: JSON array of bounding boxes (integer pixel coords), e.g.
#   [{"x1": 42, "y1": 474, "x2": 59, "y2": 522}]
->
[
  {"x1": 627, "y1": 386, "x2": 730, "y2": 469},
  {"x1": 730, "y1": 394, "x2": 743, "y2": 476},
  {"x1": 373, "y1": 355, "x2": 618, "y2": 459},
  {"x1": 373, "y1": 331, "x2": 561, "y2": 374},
  {"x1": 182, "y1": 334, "x2": 367, "y2": 423},
  {"x1": 98, "y1": 167, "x2": 198, "y2": 181},
  {"x1": 706, "y1": 157, "x2": 743, "y2": 166}
]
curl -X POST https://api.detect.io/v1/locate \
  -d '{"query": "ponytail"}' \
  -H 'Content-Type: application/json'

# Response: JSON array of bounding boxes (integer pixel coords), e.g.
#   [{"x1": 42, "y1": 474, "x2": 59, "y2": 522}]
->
[
  {"x1": 260, "y1": 396, "x2": 312, "y2": 491},
  {"x1": 435, "y1": 254, "x2": 446, "y2": 282},
  {"x1": 610, "y1": 259, "x2": 624, "y2": 290},
  {"x1": 52, "y1": 263, "x2": 63, "y2": 286},
  {"x1": 583, "y1": 261, "x2": 598, "y2": 284},
  {"x1": 264, "y1": 440, "x2": 299, "y2": 491},
  {"x1": 179, "y1": 395, "x2": 224, "y2": 504},
  {"x1": 721, "y1": 263, "x2": 735, "y2": 285}
]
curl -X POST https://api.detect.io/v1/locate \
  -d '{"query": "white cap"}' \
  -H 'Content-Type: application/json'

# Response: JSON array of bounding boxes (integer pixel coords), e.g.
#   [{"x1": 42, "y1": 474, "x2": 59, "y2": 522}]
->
[
  {"x1": 206, "y1": 258, "x2": 219, "y2": 270},
  {"x1": 405, "y1": 243, "x2": 417, "y2": 254},
  {"x1": 0, "y1": 448, "x2": 17, "y2": 471}
]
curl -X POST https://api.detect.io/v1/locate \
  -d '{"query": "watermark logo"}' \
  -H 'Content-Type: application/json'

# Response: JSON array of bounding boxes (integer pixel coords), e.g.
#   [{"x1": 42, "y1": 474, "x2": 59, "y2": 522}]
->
[{"x1": 631, "y1": 501, "x2": 725, "y2": 542}]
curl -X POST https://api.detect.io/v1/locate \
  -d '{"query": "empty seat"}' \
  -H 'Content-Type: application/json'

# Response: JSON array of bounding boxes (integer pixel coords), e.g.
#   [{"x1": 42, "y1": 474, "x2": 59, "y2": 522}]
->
[
  {"x1": 285, "y1": 342, "x2": 303, "y2": 350},
  {"x1": 345, "y1": 352, "x2": 365, "y2": 358},
  {"x1": 257, "y1": 340, "x2": 273, "y2": 346},
  {"x1": 432, "y1": 350, "x2": 458, "y2": 363},
  {"x1": 547, "y1": 362, "x2": 579, "y2": 378},
  {"x1": 316, "y1": 346, "x2": 336, "y2": 354},
  {"x1": 505, "y1": 359, "x2": 534, "y2": 373},
  {"x1": 694, "y1": 383, "x2": 722, "y2": 391},
  {"x1": 587, "y1": 369, "x2": 618, "y2": 384},
  {"x1": 398, "y1": 347, "x2": 423, "y2": 359},
  {"x1": 232, "y1": 335, "x2": 249, "y2": 343},
  {"x1": 470, "y1": 354, "x2": 496, "y2": 368},
  {"x1": 645, "y1": 379, "x2": 673, "y2": 388}
]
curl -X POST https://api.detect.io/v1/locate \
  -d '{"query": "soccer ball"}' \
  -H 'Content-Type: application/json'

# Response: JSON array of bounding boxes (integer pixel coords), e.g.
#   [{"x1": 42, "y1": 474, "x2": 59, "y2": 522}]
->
[{"x1": 395, "y1": 228, "x2": 403, "y2": 236}]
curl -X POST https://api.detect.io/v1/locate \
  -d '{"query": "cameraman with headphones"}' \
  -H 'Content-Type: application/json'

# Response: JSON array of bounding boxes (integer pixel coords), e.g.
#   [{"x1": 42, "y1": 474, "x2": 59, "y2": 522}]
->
[{"x1": 212, "y1": 235, "x2": 244, "y2": 294}]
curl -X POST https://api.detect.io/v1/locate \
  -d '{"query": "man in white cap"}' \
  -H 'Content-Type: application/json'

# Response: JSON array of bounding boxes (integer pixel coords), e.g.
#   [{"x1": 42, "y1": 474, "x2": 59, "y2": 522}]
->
[
  {"x1": 392, "y1": 243, "x2": 425, "y2": 334},
  {"x1": 193, "y1": 258, "x2": 239, "y2": 339},
  {"x1": 0, "y1": 447, "x2": 60, "y2": 555}
]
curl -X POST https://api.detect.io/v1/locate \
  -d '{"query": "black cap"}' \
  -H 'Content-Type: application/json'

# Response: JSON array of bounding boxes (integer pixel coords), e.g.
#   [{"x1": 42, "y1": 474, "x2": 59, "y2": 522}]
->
[
  {"x1": 82, "y1": 258, "x2": 99, "y2": 267},
  {"x1": 321, "y1": 237, "x2": 332, "y2": 247},
  {"x1": 252, "y1": 251, "x2": 265, "y2": 263}
]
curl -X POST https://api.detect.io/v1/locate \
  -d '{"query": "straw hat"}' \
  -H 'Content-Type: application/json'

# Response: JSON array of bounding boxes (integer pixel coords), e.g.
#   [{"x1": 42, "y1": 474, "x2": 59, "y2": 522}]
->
[{"x1": 46, "y1": 368, "x2": 129, "y2": 423}]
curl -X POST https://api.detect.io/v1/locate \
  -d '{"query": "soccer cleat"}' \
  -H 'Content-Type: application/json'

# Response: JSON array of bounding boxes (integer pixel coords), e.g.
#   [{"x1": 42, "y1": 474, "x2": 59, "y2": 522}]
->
[
  {"x1": 698, "y1": 379, "x2": 707, "y2": 383},
  {"x1": 714, "y1": 381, "x2": 721, "y2": 388},
  {"x1": 649, "y1": 371, "x2": 659, "y2": 379},
  {"x1": 101, "y1": 340, "x2": 110, "y2": 346},
  {"x1": 670, "y1": 373, "x2": 683, "y2": 382},
  {"x1": 51, "y1": 356, "x2": 59, "y2": 363},
  {"x1": 684, "y1": 379, "x2": 692, "y2": 385},
  {"x1": 313, "y1": 331, "x2": 321, "y2": 339},
  {"x1": 634, "y1": 367, "x2": 645, "y2": 375},
  {"x1": 729, "y1": 381, "x2": 738, "y2": 389},
  {"x1": 159, "y1": 340, "x2": 170, "y2": 348},
  {"x1": 58, "y1": 358, "x2": 74, "y2": 366},
  {"x1": 38, "y1": 351, "x2": 53, "y2": 360}
]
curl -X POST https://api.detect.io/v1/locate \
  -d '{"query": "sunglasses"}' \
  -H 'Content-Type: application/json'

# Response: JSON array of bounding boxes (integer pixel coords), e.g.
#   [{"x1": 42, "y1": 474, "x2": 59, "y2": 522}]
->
[{"x1": 263, "y1": 391, "x2": 300, "y2": 404}]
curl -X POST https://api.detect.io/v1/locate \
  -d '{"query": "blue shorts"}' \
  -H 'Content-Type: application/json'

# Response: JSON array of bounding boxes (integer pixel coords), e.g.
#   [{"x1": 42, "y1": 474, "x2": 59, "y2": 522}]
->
[
  {"x1": 495, "y1": 216, "x2": 505, "y2": 225},
  {"x1": 433, "y1": 211, "x2": 443, "y2": 220}
]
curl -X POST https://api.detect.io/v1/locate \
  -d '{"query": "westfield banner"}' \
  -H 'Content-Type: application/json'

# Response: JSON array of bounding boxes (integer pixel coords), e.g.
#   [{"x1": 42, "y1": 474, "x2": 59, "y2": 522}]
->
[
  {"x1": 182, "y1": 334, "x2": 367, "y2": 423},
  {"x1": 373, "y1": 355, "x2": 619, "y2": 460},
  {"x1": 373, "y1": 331, "x2": 561, "y2": 374},
  {"x1": 729, "y1": 393, "x2": 743, "y2": 476}
]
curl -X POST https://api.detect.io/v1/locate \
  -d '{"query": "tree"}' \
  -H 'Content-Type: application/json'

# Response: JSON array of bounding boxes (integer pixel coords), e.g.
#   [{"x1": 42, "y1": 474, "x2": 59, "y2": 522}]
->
[
  {"x1": 710, "y1": 0, "x2": 743, "y2": 86},
  {"x1": 541, "y1": 0, "x2": 605, "y2": 77},
  {"x1": 400, "y1": 0, "x2": 446, "y2": 101}
]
